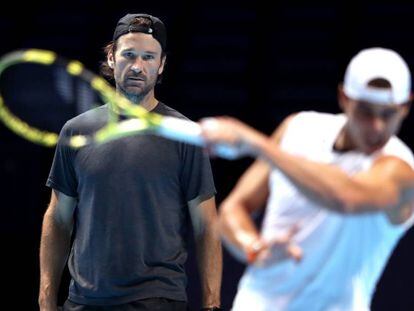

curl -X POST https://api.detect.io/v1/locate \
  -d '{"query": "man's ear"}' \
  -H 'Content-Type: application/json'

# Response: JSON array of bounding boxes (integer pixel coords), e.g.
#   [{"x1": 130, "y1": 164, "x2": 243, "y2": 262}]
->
[
  {"x1": 107, "y1": 51, "x2": 115, "y2": 69},
  {"x1": 338, "y1": 84, "x2": 348, "y2": 111},
  {"x1": 400, "y1": 94, "x2": 413, "y2": 118},
  {"x1": 158, "y1": 55, "x2": 167, "y2": 75}
]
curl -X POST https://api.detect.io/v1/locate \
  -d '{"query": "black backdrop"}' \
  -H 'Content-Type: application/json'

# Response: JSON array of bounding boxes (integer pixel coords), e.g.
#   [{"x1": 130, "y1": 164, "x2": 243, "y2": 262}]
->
[{"x1": 2, "y1": 1, "x2": 414, "y2": 310}]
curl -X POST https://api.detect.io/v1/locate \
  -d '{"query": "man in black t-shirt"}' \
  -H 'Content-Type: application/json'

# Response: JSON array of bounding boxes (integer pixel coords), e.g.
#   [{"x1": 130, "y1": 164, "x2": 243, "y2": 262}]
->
[{"x1": 39, "y1": 13, "x2": 222, "y2": 311}]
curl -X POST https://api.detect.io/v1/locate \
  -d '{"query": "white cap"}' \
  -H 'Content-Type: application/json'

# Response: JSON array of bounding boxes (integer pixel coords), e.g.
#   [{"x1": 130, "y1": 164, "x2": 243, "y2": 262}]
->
[{"x1": 343, "y1": 47, "x2": 411, "y2": 105}]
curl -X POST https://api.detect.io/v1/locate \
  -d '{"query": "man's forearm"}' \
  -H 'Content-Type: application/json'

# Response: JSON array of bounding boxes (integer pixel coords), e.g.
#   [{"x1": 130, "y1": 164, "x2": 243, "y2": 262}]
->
[
  {"x1": 219, "y1": 198, "x2": 261, "y2": 261},
  {"x1": 254, "y1": 137, "x2": 397, "y2": 212},
  {"x1": 195, "y1": 223, "x2": 222, "y2": 308},
  {"x1": 39, "y1": 212, "x2": 72, "y2": 308}
]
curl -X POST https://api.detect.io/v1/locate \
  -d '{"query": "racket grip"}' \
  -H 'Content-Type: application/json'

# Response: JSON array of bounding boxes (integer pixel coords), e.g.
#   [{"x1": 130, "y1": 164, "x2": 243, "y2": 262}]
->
[
  {"x1": 158, "y1": 117, "x2": 242, "y2": 159},
  {"x1": 158, "y1": 117, "x2": 204, "y2": 145}
]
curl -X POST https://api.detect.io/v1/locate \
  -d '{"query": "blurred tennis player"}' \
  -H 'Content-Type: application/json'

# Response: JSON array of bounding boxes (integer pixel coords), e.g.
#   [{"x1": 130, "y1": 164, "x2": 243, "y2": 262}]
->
[
  {"x1": 201, "y1": 47, "x2": 414, "y2": 310},
  {"x1": 39, "y1": 13, "x2": 222, "y2": 311}
]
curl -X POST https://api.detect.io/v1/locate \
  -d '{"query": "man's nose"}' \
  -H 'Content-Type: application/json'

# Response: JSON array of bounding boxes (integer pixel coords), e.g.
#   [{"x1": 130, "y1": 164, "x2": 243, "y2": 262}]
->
[
  {"x1": 372, "y1": 116, "x2": 386, "y2": 132},
  {"x1": 131, "y1": 58, "x2": 144, "y2": 73}
]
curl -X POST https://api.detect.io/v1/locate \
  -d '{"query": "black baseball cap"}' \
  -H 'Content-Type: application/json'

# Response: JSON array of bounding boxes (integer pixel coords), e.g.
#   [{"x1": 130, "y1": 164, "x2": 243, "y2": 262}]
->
[{"x1": 112, "y1": 13, "x2": 167, "y2": 51}]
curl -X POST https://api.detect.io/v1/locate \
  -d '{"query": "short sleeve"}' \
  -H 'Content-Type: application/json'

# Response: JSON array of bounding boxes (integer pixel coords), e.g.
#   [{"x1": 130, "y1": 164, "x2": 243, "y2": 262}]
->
[
  {"x1": 46, "y1": 123, "x2": 78, "y2": 197},
  {"x1": 180, "y1": 144, "x2": 216, "y2": 203}
]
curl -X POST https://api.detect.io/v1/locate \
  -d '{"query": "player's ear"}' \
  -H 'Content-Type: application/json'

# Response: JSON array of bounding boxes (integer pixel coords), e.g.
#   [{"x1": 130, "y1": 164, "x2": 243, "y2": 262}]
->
[
  {"x1": 338, "y1": 84, "x2": 348, "y2": 111},
  {"x1": 400, "y1": 95, "x2": 412, "y2": 118},
  {"x1": 107, "y1": 50, "x2": 115, "y2": 69},
  {"x1": 158, "y1": 55, "x2": 166, "y2": 75}
]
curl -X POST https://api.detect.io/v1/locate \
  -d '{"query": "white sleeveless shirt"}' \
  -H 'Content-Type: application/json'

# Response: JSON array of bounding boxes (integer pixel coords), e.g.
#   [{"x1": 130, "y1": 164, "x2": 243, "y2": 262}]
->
[{"x1": 232, "y1": 112, "x2": 414, "y2": 311}]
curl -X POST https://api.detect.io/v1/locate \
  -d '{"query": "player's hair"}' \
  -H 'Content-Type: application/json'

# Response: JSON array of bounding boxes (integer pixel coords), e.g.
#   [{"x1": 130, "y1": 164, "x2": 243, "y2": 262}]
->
[{"x1": 367, "y1": 78, "x2": 391, "y2": 88}]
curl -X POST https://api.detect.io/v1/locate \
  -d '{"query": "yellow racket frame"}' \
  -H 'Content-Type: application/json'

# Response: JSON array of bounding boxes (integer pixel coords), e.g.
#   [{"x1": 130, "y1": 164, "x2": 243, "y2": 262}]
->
[{"x1": 0, "y1": 49, "x2": 163, "y2": 147}]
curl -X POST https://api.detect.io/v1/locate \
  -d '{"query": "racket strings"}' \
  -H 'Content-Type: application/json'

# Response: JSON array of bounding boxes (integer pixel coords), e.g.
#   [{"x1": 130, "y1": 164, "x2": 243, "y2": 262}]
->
[{"x1": 0, "y1": 96, "x2": 58, "y2": 146}]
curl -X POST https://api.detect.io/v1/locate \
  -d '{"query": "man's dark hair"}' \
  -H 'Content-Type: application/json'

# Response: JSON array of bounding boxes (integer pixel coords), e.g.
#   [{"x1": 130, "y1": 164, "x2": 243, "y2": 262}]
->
[{"x1": 367, "y1": 78, "x2": 392, "y2": 88}]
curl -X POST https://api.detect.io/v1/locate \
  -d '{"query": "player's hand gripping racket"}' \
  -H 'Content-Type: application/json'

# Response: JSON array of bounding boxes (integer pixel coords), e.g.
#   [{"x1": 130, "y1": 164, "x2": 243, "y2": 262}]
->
[{"x1": 0, "y1": 49, "x2": 241, "y2": 159}]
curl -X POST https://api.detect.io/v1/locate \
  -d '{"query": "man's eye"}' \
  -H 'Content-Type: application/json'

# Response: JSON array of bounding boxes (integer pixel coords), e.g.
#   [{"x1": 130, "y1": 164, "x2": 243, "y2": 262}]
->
[
  {"x1": 358, "y1": 107, "x2": 373, "y2": 118},
  {"x1": 124, "y1": 52, "x2": 135, "y2": 58},
  {"x1": 382, "y1": 110, "x2": 397, "y2": 120},
  {"x1": 143, "y1": 55, "x2": 155, "y2": 60}
]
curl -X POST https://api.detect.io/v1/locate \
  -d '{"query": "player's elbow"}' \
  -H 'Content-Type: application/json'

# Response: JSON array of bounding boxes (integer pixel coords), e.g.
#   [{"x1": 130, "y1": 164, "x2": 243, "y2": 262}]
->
[
  {"x1": 219, "y1": 196, "x2": 253, "y2": 217},
  {"x1": 219, "y1": 198, "x2": 238, "y2": 220},
  {"x1": 218, "y1": 197, "x2": 250, "y2": 234}
]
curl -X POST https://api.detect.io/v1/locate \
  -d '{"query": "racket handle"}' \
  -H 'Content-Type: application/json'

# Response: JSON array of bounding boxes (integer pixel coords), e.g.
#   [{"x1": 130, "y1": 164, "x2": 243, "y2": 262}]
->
[
  {"x1": 158, "y1": 117, "x2": 204, "y2": 145},
  {"x1": 158, "y1": 117, "x2": 243, "y2": 159}
]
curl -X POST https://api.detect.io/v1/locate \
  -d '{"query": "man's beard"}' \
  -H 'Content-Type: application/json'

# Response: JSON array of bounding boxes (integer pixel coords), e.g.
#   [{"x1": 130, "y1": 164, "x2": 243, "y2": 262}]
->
[{"x1": 116, "y1": 78, "x2": 157, "y2": 104}]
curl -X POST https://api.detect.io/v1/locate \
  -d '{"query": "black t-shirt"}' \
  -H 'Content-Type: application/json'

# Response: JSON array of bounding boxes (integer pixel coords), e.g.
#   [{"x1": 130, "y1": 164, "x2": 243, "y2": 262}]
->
[{"x1": 46, "y1": 102, "x2": 216, "y2": 305}]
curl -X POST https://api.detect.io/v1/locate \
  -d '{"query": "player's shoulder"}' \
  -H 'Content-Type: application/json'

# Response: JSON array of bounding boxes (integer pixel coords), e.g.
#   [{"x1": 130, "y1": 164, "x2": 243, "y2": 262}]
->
[
  {"x1": 287, "y1": 110, "x2": 342, "y2": 124},
  {"x1": 281, "y1": 110, "x2": 344, "y2": 133},
  {"x1": 381, "y1": 136, "x2": 414, "y2": 169},
  {"x1": 62, "y1": 104, "x2": 108, "y2": 133},
  {"x1": 273, "y1": 110, "x2": 345, "y2": 148},
  {"x1": 154, "y1": 102, "x2": 190, "y2": 120}
]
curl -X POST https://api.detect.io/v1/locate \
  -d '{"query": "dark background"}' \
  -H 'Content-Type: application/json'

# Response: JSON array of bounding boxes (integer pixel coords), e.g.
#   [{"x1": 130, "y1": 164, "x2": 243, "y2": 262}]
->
[{"x1": 2, "y1": 1, "x2": 414, "y2": 310}]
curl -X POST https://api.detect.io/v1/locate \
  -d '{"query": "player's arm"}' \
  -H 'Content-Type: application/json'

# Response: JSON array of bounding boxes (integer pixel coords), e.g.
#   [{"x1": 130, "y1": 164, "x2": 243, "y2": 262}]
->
[
  {"x1": 202, "y1": 115, "x2": 414, "y2": 223},
  {"x1": 39, "y1": 190, "x2": 76, "y2": 311},
  {"x1": 349, "y1": 156, "x2": 414, "y2": 223},
  {"x1": 255, "y1": 135, "x2": 414, "y2": 221},
  {"x1": 189, "y1": 196, "x2": 222, "y2": 309},
  {"x1": 217, "y1": 116, "x2": 295, "y2": 263}
]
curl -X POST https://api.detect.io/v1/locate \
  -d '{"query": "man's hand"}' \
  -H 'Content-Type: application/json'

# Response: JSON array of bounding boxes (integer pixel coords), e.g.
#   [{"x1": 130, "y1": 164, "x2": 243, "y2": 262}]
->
[
  {"x1": 244, "y1": 228, "x2": 303, "y2": 266},
  {"x1": 200, "y1": 117, "x2": 268, "y2": 159}
]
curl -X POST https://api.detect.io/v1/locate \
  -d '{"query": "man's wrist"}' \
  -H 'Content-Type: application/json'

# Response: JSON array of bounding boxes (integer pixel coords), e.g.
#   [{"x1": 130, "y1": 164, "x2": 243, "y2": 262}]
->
[
  {"x1": 245, "y1": 238, "x2": 265, "y2": 264},
  {"x1": 38, "y1": 292, "x2": 56, "y2": 307}
]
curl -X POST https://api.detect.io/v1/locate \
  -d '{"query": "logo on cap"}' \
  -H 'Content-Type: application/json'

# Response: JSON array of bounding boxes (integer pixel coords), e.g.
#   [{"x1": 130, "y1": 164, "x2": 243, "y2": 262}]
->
[{"x1": 113, "y1": 13, "x2": 167, "y2": 50}]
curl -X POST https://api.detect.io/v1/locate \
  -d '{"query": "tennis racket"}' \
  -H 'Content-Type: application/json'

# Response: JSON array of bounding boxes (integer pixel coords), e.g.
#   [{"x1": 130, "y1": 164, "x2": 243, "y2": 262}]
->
[{"x1": 0, "y1": 49, "x2": 241, "y2": 159}]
